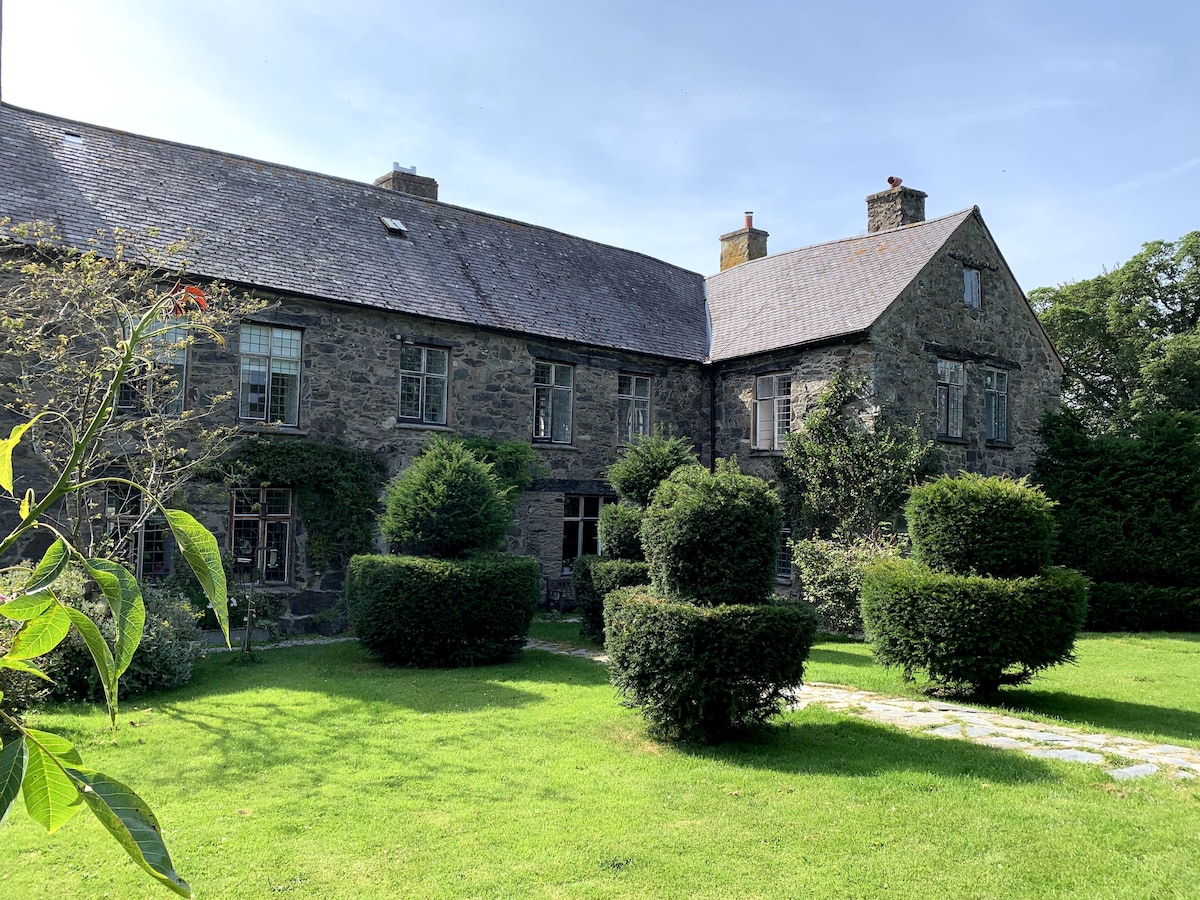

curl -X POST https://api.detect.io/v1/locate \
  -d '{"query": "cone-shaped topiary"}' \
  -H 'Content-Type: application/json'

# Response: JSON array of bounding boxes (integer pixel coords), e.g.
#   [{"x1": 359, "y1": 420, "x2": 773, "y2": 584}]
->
[{"x1": 606, "y1": 431, "x2": 699, "y2": 506}]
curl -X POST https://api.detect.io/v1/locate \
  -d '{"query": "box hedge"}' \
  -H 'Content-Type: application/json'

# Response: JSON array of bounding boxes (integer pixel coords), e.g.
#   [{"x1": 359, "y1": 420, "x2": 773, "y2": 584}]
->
[
  {"x1": 605, "y1": 587, "x2": 817, "y2": 742},
  {"x1": 348, "y1": 553, "x2": 538, "y2": 667},
  {"x1": 906, "y1": 473, "x2": 1056, "y2": 578},
  {"x1": 1084, "y1": 581, "x2": 1200, "y2": 632},
  {"x1": 860, "y1": 558, "x2": 1088, "y2": 695},
  {"x1": 597, "y1": 502, "x2": 645, "y2": 561},
  {"x1": 573, "y1": 555, "x2": 650, "y2": 639}
]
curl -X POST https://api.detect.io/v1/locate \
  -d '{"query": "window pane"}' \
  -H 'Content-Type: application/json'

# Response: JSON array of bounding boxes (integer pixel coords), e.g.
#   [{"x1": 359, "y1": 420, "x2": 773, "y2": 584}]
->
[
  {"x1": 756, "y1": 375, "x2": 775, "y2": 400},
  {"x1": 425, "y1": 348, "x2": 448, "y2": 376},
  {"x1": 554, "y1": 365, "x2": 573, "y2": 389},
  {"x1": 776, "y1": 396, "x2": 792, "y2": 445},
  {"x1": 562, "y1": 521, "x2": 579, "y2": 563},
  {"x1": 272, "y1": 328, "x2": 302, "y2": 358},
  {"x1": 240, "y1": 358, "x2": 268, "y2": 420},
  {"x1": 634, "y1": 376, "x2": 651, "y2": 399},
  {"x1": 400, "y1": 345, "x2": 424, "y2": 373},
  {"x1": 583, "y1": 496, "x2": 600, "y2": 519},
  {"x1": 564, "y1": 495, "x2": 581, "y2": 518},
  {"x1": 424, "y1": 376, "x2": 447, "y2": 424},
  {"x1": 269, "y1": 359, "x2": 300, "y2": 425},
  {"x1": 264, "y1": 489, "x2": 291, "y2": 516},
  {"x1": 551, "y1": 387, "x2": 572, "y2": 443},
  {"x1": 534, "y1": 362, "x2": 553, "y2": 386},
  {"x1": 534, "y1": 386, "x2": 551, "y2": 438},
  {"x1": 631, "y1": 398, "x2": 650, "y2": 438},
  {"x1": 581, "y1": 520, "x2": 600, "y2": 556},
  {"x1": 618, "y1": 374, "x2": 632, "y2": 396},
  {"x1": 231, "y1": 520, "x2": 259, "y2": 569},
  {"x1": 756, "y1": 398, "x2": 774, "y2": 448},
  {"x1": 263, "y1": 521, "x2": 289, "y2": 581},
  {"x1": 240, "y1": 324, "x2": 270, "y2": 355},
  {"x1": 399, "y1": 374, "x2": 422, "y2": 419}
]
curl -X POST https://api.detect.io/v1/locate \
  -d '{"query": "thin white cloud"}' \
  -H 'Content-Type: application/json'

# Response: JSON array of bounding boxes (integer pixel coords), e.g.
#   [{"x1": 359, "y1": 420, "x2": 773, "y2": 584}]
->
[{"x1": 1113, "y1": 157, "x2": 1200, "y2": 194}]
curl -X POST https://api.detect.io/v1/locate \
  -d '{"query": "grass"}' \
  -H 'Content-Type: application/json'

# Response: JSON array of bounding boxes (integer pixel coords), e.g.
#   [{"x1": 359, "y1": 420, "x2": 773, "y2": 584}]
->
[{"x1": 0, "y1": 635, "x2": 1197, "y2": 898}]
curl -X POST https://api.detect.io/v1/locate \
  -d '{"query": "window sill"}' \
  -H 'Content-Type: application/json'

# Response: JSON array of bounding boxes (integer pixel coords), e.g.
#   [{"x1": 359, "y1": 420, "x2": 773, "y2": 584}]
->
[
  {"x1": 393, "y1": 421, "x2": 454, "y2": 433},
  {"x1": 533, "y1": 442, "x2": 579, "y2": 452},
  {"x1": 936, "y1": 435, "x2": 968, "y2": 445},
  {"x1": 239, "y1": 423, "x2": 308, "y2": 437},
  {"x1": 985, "y1": 440, "x2": 1014, "y2": 449}
]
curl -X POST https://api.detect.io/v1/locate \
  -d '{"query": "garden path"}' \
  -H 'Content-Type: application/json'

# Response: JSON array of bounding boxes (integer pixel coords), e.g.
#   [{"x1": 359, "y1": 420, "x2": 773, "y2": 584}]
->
[{"x1": 524, "y1": 638, "x2": 1200, "y2": 782}]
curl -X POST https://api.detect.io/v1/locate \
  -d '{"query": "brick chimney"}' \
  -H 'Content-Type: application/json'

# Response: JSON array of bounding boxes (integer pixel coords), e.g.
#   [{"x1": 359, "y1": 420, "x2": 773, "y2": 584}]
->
[
  {"x1": 719, "y1": 212, "x2": 769, "y2": 272},
  {"x1": 374, "y1": 164, "x2": 438, "y2": 201},
  {"x1": 866, "y1": 181, "x2": 927, "y2": 233}
]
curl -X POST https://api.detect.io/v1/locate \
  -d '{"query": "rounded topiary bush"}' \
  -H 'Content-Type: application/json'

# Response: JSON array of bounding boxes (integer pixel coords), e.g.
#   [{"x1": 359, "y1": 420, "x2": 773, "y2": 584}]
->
[
  {"x1": 906, "y1": 473, "x2": 1056, "y2": 578},
  {"x1": 605, "y1": 587, "x2": 818, "y2": 742},
  {"x1": 380, "y1": 436, "x2": 512, "y2": 558},
  {"x1": 348, "y1": 553, "x2": 538, "y2": 667},
  {"x1": 598, "y1": 502, "x2": 645, "y2": 560},
  {"x1": 860, "y1": 557, "x2": 1088, "y2": 695},
  {"x1": 640, "y1": 460, "x2": 782, "y2": 606},
  {"x1": 574, "y1": 555, "x2": 650, "y2": 639},
  {"x1": 606, "y1": 432, "x2": 699, "y2": 506}
]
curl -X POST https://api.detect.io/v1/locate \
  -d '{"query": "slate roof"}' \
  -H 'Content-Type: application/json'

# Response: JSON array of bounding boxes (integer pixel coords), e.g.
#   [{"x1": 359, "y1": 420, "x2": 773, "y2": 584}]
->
[
  {"x1": 0, "y1": 104, "x2": 708, "y2": 361},
  {"x1": 706, "y1": 208, "x2": 976, "y2": 362}
]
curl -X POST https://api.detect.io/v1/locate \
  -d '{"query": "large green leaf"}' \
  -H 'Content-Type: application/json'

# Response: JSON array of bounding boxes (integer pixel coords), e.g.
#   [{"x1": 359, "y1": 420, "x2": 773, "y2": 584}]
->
[
  {"x1": 24, "y1": 729, "x2": 83, "y2": 766},
  {"x1": 66, "y1": 607, "x2": 118, "y2": 713},
  {"x1": 0, "y1": 420, "x2": 34, "y2": 495},
  {"x1": 0, "y1": 656, "x2": 52, "y2": 681},
  {"x1": 23, "y1": 739, "x2": 82, "y2": 832},
  {"x1": 0, "y1": 592, "x2": 53, "y2": 621},
  {"x1": 8, "y1": 603, "x2": 71, "y2": 659},
  {"x1": 22, "y1": 538, "x2": 69, "y2": 596},
  {"x1": 65, "y1": 768, "x2": 193, "y2": 898},
  {"x1": 164, "y1": 508, "x2": 228, "y2": 642},
  {"x1": 84, "y1": 558, "x2": 145, "y2": 677},
  {"x1": 0, "y1": 736, "x2": 27, "y2": 826}
]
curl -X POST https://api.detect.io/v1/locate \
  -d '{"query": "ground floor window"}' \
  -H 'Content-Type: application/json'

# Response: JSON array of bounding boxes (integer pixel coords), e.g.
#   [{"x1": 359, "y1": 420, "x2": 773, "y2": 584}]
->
[
  {"x1": 562, "y1": 494, "x2": 610, "y2": 573},
  {"x1": 230, "y1": 487, "x2": 293, "y2": 583},
  {"x1": 776, "y1": 528, "x2": 793, "y2": 583},
  {"x1": 102, "y1": 483, "x2": 172, "y2": 580}
]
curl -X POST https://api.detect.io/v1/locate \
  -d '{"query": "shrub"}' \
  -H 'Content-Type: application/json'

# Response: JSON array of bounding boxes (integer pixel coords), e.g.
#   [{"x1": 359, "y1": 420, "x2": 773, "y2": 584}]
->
[
  {"x1": 48, "y1": 586, "x2": 204, "y2": 701},
  {"x1": 574, "y1": 556, "x2": 650, "y2": 639},
  {"x1": 906, "y1": 473, "x2": 1056, "y2": 578},
  {"x1": 793, "y1": 535, "x2": 905, "y2": 635},
  {"x1": 348, "y1": 553, "x2": 538, "y2": 667},
  {"x1": 640, "y1": 460, "x2": 781, "y2": 606},
  {"x1": 458, "y1": 436, "x2": 541, "y2": 493},
  {"x1": 860, "y1": 558, "x2": 1088, "y2": 696},
  {"x1": 605, "y1": 587, "x2": 817, "y2": 742},
  {"x1": 380, "y1": 436, "x2": 514, "y2": 558},
  {"x1": 1084, "y1": 581, "x2": 1200, "y2": 632},
  {"x1": 598, "y1": 503, "x2": 645, "y2": 560},
  {"x1": 163, "y1": 552, "x2": 287, "y2": 630},
  {"x1": 606, "y1": 431, "x2": 699, "y2": 506}
]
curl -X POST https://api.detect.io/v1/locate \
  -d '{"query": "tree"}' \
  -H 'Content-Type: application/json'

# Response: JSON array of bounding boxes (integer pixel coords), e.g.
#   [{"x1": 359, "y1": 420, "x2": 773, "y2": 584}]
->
[
  {"x1": 0, "y1": 232, "x2": 231, "y2": 896},
  {"x1": 1030, "y1": 230, "x2": 1200, "y2": 432},
  {"x1": 774, "y1": 369, "x2": 938, "y2": 540}
]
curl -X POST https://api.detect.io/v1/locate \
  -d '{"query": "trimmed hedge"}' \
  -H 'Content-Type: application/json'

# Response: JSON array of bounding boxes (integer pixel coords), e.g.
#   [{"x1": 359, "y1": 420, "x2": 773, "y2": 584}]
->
[
  {"x1": 906, "y1": 473, "x2": 1056, "y2": 578},
  {"x1": 1084, "y1": 581, "x2": 1200, "y2": 632},
  {"x1": 597, "y1": 502, "x2": 645, "y2": 561},
  {"x1": 605, "y1": 587, "x2": 818, "y2": 742},
  {"x1": 574, "y1": 556, "x2": 650, "y2": 639},
  {"x1": 606, "y1": 432, "x2": 699, "y2": 506},
  {"x1": 793, "y1": 535, "x2": 904, "y2": 635},
  {"x1": 860, "y1": 558, "x2": 1088, "y2": 695},
  {"x1": 641, "y1": 461, "x2": 782, "y2": 606},
  {"x1": 348, "y1": 553, "x2": 538, "y2": 667}
]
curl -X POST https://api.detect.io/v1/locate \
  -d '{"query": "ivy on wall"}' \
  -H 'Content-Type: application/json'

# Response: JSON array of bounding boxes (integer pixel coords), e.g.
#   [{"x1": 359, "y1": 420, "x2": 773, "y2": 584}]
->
[{"x1": 226, "y1": 438, "x2": 387, "y2": 573}]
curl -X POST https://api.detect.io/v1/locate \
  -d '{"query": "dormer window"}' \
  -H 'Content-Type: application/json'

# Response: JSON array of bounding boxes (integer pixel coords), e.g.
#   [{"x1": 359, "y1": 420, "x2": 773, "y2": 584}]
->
[{"x1": 963, "y1": 266, "x2": 982, "y2": 309}]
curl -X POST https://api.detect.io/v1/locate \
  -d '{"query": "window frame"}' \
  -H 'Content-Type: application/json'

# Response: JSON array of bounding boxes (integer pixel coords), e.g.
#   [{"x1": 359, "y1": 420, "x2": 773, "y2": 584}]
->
[
  {"x1": 533, "y1": 361, "x2": 574, "y2": 445},
  {"x1": 561, "y1": 494, "x2": 610, "y2": 574},
  {"x1": 618, "y1": 373, "x2": 652, "y2": 443},
  {"x1": 398, "y1": 344, "x2": 449, "y2": 426},
  {"x1": 117, "y1": 315, "x2": 188, "y2": 416},
  {"x1": 754, "y1": 373, "x2": 792, "y2": 451},
  {"x1": 239, "y1": 324, "x2": 302, "y2": 427},
  {"x1": 776, "y1": 527, "x2": 793, "y2": 584},
  {"x1": 101, "y1": 483, "x2": 172, "y2": 581},
  {"x1": 230, "y1": 486, "x2": 294, "y2": 585},
  {"x1": 985, "y1": 368, "x2": 1009, "y2": 443},
  {"x1": 936, "y1": 358, "x2": 965, "y2": 440},
  {"x1": 963, "y1": 266, "x2": 982, "y2": 309}
]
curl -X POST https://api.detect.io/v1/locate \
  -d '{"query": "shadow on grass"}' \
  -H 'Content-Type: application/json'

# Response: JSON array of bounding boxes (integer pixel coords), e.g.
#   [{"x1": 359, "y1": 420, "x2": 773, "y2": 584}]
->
[
  {"x1": 997, "y1": 690, "x2": 1200, "y2": 746},
  {"x1": 678, "y1": 715, "x2": 1056, "y2": 784},
  {"x1": 806, "y1": 646, "x2": 876, "y2": 669}
]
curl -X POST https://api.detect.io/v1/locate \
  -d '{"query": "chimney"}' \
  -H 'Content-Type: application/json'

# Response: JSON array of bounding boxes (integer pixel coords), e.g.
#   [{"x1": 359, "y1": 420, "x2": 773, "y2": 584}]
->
[
  {"x1": 719, "y1": 211, "x2": 769, "y2": 272},
  {"x1": 866, "y1": 179, "x2": 927, "y2": 233},
  {"x1": 374, "y1": 163, "x2": 439, "y2": 201}
]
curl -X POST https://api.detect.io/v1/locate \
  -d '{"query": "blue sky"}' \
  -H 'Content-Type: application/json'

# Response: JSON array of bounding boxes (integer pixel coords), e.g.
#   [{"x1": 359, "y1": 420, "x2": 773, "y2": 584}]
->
[{"x1": 2, "y1": 0, "x2": 1197, "y2": 291}]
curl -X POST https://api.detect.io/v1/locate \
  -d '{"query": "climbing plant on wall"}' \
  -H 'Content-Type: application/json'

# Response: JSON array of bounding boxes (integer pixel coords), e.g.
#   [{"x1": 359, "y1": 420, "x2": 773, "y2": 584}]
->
[{"x1": 225, "y1": 438, "x2": 386, "y2": 572}]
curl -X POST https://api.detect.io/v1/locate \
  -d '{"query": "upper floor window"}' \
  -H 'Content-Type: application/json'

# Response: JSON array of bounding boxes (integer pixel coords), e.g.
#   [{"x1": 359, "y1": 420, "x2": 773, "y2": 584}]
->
[
  {"x1": 937, "y1": 359, "x2": 965, "y2": 439},
  {"x1": 117, "y1": 316, "x2": 187, "y2": 416},
  {"x1": 239, "y1": 324, "x2": 301, "y2": 426},
  {"x1": 754, "y1": 373, "x2": 791, "y2": 451},
  {"x1": 399, "y1": 345, "x2": 448, "y2": 425},
  {"x1": 963, "y1": 267, "x2": 982, "y2": 309},
  {"x1": 231, "y1": 487, "x2": 293, "y2": 584},
  {"x1": 534, "y1": 361, "x2": 573, "y2": 444},
  {"x1": 618, "y1": 374, "x2": 652, "y2": 443},
  {"x1": 985, "y1": 369, "x2": 1008, "y2": 442}
]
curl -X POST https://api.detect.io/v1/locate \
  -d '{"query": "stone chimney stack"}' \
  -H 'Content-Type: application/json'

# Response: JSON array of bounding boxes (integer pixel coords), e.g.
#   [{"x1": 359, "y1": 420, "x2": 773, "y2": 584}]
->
[
  {"x1": 866, "y1": 179, "x2": 927, "y2": 233},
  {"x1": 374, "y1": 164, "x2": 439, "y2": 201},
  {"x1": 719, "y1": 211, "x2": 769, "y2": 272}
]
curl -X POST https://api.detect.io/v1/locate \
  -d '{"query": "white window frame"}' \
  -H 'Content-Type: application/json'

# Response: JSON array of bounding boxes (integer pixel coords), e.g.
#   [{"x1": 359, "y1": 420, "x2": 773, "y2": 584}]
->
[
  {"x1": 985, "y1": 369, "x2": 1009, "y2": 442},
  {"x1": 937, "y1": 359, "x2": 965, "y2": 439},
  {"x1": 534, "y1": 361, "x2": 573, "y2": 444},
  {"x1": 399, "y1": 345, "x2": 448, "y2": 425},
  {"x1": 754, "y1": 373, "x2": 792, "y2": 450},
  {"x1": 618, "y1": 374, "x2": 652, "y2": 443},
  {"x1": 562, "y1": 494, "x2": 609, "y2": 573},
  {"x1": 964, "y1": 267, "x2": 982, "y2": 309},
  {"x1": 230, "y1": 487, "x2": 294, "y2": 584},
  {"x1": 239, "y1": 324, "x2": 302, "y2": 426}
]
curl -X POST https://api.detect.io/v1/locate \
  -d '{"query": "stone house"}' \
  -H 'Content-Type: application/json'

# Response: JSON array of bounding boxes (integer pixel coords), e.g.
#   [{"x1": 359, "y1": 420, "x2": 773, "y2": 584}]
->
[{"x1": 0, "y1": 102, "x2": 1062, "y2": 604}]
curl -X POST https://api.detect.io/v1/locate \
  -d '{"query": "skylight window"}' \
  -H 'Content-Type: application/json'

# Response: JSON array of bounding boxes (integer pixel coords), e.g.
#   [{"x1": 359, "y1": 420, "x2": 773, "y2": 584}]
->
[
  {"x1": 380, "y1": 217, "x2": 408, "y2": 237},
  {"x1": 62, "y1": 133, "x2": 84, "y2": 147}
]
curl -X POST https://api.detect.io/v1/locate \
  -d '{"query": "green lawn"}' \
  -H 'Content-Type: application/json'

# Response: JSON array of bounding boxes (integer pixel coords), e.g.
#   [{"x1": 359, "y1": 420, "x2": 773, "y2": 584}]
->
[{"x1": 1, "y1": 637, "x2": 1198, "y2": 899}]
